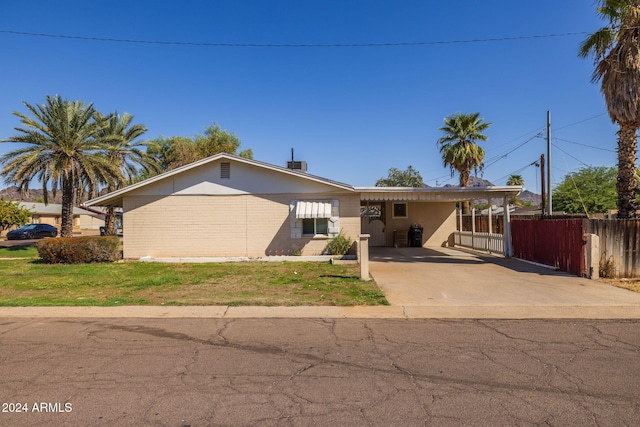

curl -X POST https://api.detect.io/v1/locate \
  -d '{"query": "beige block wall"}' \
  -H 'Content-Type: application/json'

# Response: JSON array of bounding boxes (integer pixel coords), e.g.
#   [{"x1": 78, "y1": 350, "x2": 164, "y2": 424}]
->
[
  {"x1": 32, "y1": 216, "x2": 57, "y2": 227},
  {"x1": 122, "y1": 193, "x2": 361, "y2": 259},
  {"x1": 31, "y1": 215, "x2": 82, "y2": 230},
  {"x1": 384, "y1": 201, "x2": 457, "y2": 247},
  {"x1": 78, "y1": 214, "x2": 105, "y2": 230}
]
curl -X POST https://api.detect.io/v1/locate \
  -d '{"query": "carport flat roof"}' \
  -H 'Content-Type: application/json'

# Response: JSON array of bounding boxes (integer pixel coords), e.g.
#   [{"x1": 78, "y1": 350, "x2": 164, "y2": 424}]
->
[{"x1": 355, "y1": 186, "x2": 521, "y2": 202}]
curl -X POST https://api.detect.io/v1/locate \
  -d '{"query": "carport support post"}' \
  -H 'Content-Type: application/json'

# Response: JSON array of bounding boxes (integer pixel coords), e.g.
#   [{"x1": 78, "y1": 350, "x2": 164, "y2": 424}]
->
[
  {"x1": 471, "y1": 206, "x2": 476, "y2": 233},
  {"x1": 471, "y1": 206, "x2": 476, "y2": 250},
  {"x1": 487, "y1": 199, "x2": 493, "y2": 252},
  {"x1": 503, "y1": 197, "x2": 513, "y2": 257},
  {"x1": 488, "y1": 198, "x2": 493, "y2": 234},
  {"x1": 358, "y1": 234, "x2": 371, "y2": 281}
]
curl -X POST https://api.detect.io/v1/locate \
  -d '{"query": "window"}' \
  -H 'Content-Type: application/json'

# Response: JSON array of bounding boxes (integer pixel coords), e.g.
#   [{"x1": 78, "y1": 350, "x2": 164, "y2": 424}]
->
[
  {"x1": 392, "y1": 202, "x2": 408, "y2": 218},
  {"x1": 291, "y1": 200, "x2": 339, "y2": 239},
  {"x1": 220, "y1": 162, "x2": 230, "y2": 179},
  {"x1": 302, "y1": 218, "x2": 328, "y2": 236}
]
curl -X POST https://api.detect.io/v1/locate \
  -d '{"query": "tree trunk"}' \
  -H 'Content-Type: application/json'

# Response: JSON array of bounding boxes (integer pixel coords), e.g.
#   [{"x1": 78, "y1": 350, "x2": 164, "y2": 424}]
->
[
  {"x1": 616, "y1": 124, "x2": 638, "y2": 219},
  {"x1": 60, "y1": 173, "x2": 75, "y2": 237},
  {"x1": 104, "y1": 206, "x2": 117, "y2": 235},
  {"x1": 460, "y1": 169, "x2": 471, "y2": 214}
]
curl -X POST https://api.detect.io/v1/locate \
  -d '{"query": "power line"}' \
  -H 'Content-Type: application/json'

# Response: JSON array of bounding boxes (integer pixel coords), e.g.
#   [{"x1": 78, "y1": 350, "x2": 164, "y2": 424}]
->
[
  {"x1": 554, "y1": 113, "x2": 608, "y2": 131},
  {"x1": 554, "y1": 137, "x2": 615, "y2": 153},
  {"x1": 484, "y1": 133, "x2": 542, "y2": 169},
  {"x1": 485, "y1": 126, "x2": 547, "y2": 152},
  {"x1": 0, "y1": 29, "x2": 590, "y2": 48},
  {"x1": 425, "y1": 173, "x2": 453, "y2": 184},
  {"x1": 551, "y1": 142, "x2": 590, "y2": 168},
  {"x1": 491, "y1": 160, "x2": 539, "y2": 185}
]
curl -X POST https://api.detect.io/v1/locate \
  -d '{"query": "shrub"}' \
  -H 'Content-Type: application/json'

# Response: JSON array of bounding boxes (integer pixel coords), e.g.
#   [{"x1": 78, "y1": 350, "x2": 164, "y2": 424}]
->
[
  {"x1": 327, "y1": 233, "x2": 352, "y2": 256},
  {"x1": 599, "y1": 254, "x2": 616, "y2": 278},
  {"x1": 37, "y1": 236, "x2": 121, "y2": 264}
]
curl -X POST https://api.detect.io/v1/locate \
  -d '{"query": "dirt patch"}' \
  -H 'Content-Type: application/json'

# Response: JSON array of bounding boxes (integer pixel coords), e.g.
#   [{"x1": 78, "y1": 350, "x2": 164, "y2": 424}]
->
[{"x1": 600, "y1": 278, "x2": 640, "y2": 293}]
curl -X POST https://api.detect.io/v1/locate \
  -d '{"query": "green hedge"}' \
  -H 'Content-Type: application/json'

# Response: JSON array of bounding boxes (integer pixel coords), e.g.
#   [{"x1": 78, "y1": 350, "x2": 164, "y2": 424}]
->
[{"x1": 36, "y1": 236, "x2": 122, "y2": 264}]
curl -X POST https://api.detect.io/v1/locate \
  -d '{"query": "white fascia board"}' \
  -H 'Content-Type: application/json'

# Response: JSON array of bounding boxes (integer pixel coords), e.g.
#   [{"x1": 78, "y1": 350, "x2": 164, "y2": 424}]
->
[{"x1": 355, "y1": 186, "x2": 523, "y2": 202}]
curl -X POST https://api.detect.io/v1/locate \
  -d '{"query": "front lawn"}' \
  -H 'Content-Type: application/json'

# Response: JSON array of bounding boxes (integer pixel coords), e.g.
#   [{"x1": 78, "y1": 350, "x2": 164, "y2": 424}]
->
[
  {"x1": 0, "y1": 258, "x2": 388, "y2": 306},
  {"x1": 0, "y1": 246, "x2": 39, "y2": 258}
]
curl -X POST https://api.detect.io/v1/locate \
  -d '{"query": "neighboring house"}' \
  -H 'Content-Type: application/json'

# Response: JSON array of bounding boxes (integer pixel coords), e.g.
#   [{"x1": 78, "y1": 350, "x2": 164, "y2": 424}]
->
[
  {"x1": 15, "y1": 202, "x2": 105, "y2": 231},
  {"x1": 84, "y1": 154, "x2": 520, "y2": 259},
  {"x1": 479, "y1": 205, "x2": 518, "y2": 216}
]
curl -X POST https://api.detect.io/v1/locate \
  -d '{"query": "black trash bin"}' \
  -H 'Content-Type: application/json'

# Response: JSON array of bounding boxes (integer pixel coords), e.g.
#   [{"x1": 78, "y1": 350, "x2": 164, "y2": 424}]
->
[{"x1": 408, "y1": 223, "x2": 423, "y2": 247}]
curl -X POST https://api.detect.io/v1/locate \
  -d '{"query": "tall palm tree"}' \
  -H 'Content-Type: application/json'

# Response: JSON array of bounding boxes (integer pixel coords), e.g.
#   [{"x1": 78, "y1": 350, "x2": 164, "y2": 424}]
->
[
  {"x1": 437, "y1": 112, "x2": 491, "y2": 213},
  {"x1": 96, "y1": 112, "x2": 155, "y2": 235},
  {"x1": 0, "y1": 95, "x2": 118, "y2": 237},
  {"x1": 506, "y1": 174, "x2": 524, "y2": 206},
  {"x1": 579, "y1": 0, "x2": 640, "y2": 218}
]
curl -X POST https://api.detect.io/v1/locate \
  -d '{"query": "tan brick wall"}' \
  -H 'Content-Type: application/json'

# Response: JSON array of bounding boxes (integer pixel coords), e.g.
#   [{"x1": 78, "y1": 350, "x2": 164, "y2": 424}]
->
[
  {"x1": 31, "y1": 215, "x2": 85, "y2": 231},
  {"x1": 122, "y1": 193, "x2": 360, "y2": 258}
]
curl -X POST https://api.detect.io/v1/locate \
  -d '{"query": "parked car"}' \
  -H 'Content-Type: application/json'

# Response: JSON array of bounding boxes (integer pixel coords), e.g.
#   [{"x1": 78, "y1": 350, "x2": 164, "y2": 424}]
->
[{"x1": 6, "y1": 224, "x2": 58, "y2": 240}]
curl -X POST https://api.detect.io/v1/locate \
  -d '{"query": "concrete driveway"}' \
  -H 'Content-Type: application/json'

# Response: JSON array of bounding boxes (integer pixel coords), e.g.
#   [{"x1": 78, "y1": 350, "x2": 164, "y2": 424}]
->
[{"x1": 370, "y1": 247, "x2": 640, "y2": 310}]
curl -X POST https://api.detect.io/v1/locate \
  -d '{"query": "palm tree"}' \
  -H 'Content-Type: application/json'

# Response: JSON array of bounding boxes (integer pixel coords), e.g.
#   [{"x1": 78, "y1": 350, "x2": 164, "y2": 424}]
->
[
  {"x1": 437, "y1": 112, "x2": 491, "y2": 213},
  {"x1": 97, "y1": 112, "x2": 155, "y2": 235},
  {"x1": 579, "y1": 0, "x2": 640, "y2": 218},
  {"x1": 0, "y1": 95, "x2": 119, "y2": 237},
  {"x1": 506, "y1": 174, "x2": 524, "y2": 206}
]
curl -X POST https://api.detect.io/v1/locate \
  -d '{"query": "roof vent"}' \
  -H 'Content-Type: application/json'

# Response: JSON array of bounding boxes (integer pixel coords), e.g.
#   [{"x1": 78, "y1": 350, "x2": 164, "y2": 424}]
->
[
  {"x1": 220, "y1": 162, "x2": 231, "y2": 179},
  {"x1": 287, "y1": 149, "x2": 307, "y2": 172}
]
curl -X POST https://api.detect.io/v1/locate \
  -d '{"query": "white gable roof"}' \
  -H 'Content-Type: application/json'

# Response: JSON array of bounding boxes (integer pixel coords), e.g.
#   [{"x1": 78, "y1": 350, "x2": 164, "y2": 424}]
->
[{"x1": 17, "y1": 202, "x2": 103, "y2": 217}]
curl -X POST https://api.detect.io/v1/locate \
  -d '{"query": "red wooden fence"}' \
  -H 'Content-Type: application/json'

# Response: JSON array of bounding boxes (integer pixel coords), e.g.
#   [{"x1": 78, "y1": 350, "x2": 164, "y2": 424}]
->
[{"x1": 511, "y1": 219, "x2": 585, "y2": 276}]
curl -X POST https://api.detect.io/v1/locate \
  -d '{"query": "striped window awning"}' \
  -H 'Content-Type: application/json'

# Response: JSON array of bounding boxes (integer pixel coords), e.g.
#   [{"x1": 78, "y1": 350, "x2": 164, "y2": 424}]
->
[{"x1": 295, "y1": 201, "x2": 332, "y2": 219}]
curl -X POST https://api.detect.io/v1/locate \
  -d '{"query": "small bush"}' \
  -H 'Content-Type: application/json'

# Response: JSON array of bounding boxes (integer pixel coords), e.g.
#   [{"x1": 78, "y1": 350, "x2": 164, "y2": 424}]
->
[
  {"x1": 599, "y1": 254, "x2": 616, "y2": 278},
  {"x1": 327, "y1": 233, "x2": 352, "y2": 256},
  {"x1": 37, "y1": 236, "x2": 121, "y2": 264}
]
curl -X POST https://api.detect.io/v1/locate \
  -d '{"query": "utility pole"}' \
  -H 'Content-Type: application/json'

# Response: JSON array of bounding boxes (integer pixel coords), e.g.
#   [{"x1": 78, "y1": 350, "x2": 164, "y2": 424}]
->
[
  {"x1": 540, "y1": 154, "x2": 546, "y2": 216},
  {"x1": 546, "y1": 111, "x2": 552, "y2": 216}
]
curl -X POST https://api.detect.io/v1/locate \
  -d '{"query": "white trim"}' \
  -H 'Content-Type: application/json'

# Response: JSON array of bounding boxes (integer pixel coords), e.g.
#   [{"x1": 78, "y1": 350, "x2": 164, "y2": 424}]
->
[{"x1": 357, "y1": 186, "x2": 522, "y2": 202}]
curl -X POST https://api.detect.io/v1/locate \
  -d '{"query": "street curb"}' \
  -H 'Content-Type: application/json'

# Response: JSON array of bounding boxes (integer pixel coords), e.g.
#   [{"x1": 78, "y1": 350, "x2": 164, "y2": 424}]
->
[{"x1": 1, "y1": 305, "x2": 640, "y2": 319}]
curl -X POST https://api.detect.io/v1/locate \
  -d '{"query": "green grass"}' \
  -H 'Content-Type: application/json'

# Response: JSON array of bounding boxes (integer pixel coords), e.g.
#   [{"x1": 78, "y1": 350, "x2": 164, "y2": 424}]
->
[
  {"x1": 0, "y1": 259, "x2": 389, "y2": 307},
  {"x1": 0, "y1": 246, "x2": 39, "y2": 258}
]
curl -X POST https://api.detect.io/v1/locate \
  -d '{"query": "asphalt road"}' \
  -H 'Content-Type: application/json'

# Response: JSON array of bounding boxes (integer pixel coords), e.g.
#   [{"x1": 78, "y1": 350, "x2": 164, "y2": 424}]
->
[{"x1": 1, "y1": 318, "x2": 638, "y2": 426}]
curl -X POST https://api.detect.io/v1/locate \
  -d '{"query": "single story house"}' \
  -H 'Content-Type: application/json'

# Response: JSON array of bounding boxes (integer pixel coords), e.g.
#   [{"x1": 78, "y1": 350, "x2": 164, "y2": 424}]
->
[
  {"x1": 84, "y1": 154, "x2": 520, "y2": 259},
  {"x1": 14, "y1": 202, "x2": 105, "y2": 231}
]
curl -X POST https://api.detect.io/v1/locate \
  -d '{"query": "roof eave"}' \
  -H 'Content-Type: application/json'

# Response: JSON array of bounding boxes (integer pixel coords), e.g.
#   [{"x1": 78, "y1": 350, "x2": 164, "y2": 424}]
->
[{"x1": 356, "y1": 186, "x2": 523, "y2": 202}]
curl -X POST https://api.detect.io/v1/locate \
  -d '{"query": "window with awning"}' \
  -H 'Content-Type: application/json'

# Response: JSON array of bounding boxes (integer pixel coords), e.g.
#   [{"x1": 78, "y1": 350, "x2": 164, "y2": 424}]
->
[
  {"x1": 290, "y1": 200, "x2": 340, "y2": 238},
  {"x1": 295, "y1": 201, "x2": 332, "y2": 219}
]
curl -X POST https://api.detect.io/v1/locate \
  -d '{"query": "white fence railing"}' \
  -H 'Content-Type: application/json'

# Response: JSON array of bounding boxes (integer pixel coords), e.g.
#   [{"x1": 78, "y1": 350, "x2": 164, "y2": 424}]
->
[{"x1": 454, "y1": 231, "x2": 504, "y2": 255}]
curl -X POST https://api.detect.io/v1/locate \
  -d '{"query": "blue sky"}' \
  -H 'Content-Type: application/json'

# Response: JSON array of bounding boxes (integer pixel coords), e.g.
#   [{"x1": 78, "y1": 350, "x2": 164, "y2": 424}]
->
[{"x1": 0, "y1": 1, "x2": 618, "y2": 193}]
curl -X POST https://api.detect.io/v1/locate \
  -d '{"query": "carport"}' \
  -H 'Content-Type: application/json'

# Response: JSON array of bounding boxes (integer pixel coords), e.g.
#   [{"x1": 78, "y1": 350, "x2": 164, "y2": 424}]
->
[
  {"x1": 356, "y1": 186, "x2": 521, "y2": 256},
  {"x1": 369, "y1": 246, "x2": 640, "y2": 308}
]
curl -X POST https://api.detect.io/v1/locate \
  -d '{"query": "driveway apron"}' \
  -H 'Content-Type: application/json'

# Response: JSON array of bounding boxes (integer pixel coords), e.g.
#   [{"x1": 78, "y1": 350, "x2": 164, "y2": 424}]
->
[{"x1": 369, "y1": 247, "x2": 640, "y2": 307}]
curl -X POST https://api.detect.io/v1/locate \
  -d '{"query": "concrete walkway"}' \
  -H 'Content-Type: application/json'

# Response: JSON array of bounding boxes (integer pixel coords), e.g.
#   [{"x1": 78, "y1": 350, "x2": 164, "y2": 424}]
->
[
  {"x1": 368, "y1": 246, "x2": 640, "y2": 318},
  {"x1": 1, "y1": 246, "x2": 640, "y2": 319}
]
